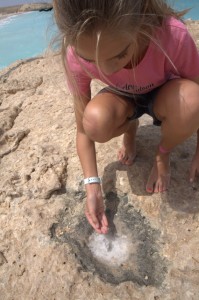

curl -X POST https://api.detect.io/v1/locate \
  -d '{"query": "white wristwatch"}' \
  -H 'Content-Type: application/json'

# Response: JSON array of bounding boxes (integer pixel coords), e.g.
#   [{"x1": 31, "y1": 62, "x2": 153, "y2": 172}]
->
[{"x1": 83, "y1": 177, "x2": 101, "y2": 185}]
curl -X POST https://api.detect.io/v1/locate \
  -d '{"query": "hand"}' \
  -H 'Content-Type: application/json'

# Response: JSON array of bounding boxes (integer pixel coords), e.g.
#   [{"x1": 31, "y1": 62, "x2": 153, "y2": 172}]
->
[
  {"x1": 85, "y1": 184, "x2": 109, "y2": 234},
  {"x1": 189, "y1": 153, "x2": 199, "y2": 183}
]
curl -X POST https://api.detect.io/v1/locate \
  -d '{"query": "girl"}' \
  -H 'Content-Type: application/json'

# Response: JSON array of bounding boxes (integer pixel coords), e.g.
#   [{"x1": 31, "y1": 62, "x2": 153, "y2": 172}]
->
[{"x1": 53, "y1": 0, "x2": 199, "y2": 234}]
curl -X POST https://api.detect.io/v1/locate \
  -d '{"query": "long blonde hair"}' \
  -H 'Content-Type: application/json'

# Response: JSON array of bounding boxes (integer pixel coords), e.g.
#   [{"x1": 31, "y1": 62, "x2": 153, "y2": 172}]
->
[{"x1": 53, "y1": 0, "x2": 187, "y2": 108}]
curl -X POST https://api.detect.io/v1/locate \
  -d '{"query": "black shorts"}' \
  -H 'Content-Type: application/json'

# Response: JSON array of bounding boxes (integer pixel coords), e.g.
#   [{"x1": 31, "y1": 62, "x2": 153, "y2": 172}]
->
[{"x1": 98, "y1": 86, "x2": 162, "y2": 126}]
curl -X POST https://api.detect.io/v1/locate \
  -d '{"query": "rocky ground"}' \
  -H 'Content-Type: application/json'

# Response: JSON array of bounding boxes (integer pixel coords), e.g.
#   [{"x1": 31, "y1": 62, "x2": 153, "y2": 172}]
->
[{"x1": 0, "y1": 22, "x2": 199, "y2": 300}]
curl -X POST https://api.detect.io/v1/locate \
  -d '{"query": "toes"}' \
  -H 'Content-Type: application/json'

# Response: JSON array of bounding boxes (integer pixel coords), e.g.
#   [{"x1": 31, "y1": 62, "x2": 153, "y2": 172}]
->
[
  {"x1": 124, "y1": 157, "x2": 134, "y2": 166},
  {"x1": 118, "y1": 152, "x2": 134, "y2": 165},
  {"x1": 153, "y1": 177, "x2": 170, "y2": 193},
  {"x1": 146, "y1": 158, "x2": 170, "y2": 194},
  {"x1": 146, "y1": 179, "x2": 155, "y2": 193},
  {"x1": 146, "y1": 185, "x2": 154, "y2": 193},
  {"x1": 117, "y1": 150, "x2": 123, "y2": 161},
  {"x1": 146, "y1": 169, "x2": 156, "y2": 193},
  {"x1": 154, "y1": 183, "x2": 161, "y2": 193},
  {"x1": 120, "y1": 155, "x2": 128, "y2": 165},
  {"x1": 117, "y1": 149, "x2": 126, "y2": 163}
]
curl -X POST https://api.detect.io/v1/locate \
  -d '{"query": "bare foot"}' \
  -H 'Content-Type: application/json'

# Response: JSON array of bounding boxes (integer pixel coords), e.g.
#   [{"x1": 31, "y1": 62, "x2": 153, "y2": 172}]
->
[
  {"x1": 117, "y1": 120, "x2": 138, "y2": 166},
  {"x1": 146, "y1": 148, "x2": 170, "y2": 193}
]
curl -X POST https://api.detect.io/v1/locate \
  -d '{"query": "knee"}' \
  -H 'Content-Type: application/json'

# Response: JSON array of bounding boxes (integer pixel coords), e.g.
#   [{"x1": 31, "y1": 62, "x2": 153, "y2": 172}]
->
[
  {"x1": 83, "y1": 101, "x2": 113, "y2": 143},
  {"x1": 157, "y1": 79, "x2": 199, "y2": 130},
  {"x1": 175, "y1": 80, "x2": 199, "y2": 129}
]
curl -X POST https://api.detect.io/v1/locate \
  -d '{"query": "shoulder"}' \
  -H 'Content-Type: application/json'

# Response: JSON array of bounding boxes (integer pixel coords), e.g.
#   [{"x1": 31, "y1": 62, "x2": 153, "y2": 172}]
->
[
  {"x1": 65, "y1": 47, "x2": 93, "y2": 95},
  {"x1": 66, "y1": 47, "x2": 96, "y2": 74},
  {"x1": 154, "y1": 16, "x2": 197, "y2": 55},
  {"x1": 160, "y1": 17, "x2": 191, "y2": 43},
  {"x1": 164, "y1": 16, "x2": 187, "y2": 30},
  {"x1": 158, "y1": 17, "x2": 199, "y2": 78},
  {"x1": 66, "y1": 47, "x2": 82, "y2": 72}
]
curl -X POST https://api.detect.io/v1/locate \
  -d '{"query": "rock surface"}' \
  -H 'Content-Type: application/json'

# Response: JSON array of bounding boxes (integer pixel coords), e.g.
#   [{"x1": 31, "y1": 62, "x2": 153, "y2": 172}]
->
[{"x1": 0, "y1": 22, "x2": 199, "y2": 300}]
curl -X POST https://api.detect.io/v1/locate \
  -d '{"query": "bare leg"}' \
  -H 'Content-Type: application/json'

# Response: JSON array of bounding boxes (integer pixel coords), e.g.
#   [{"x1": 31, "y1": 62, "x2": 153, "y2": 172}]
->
[
  {"x1": 146, "y1": 146, "x2": 170, "y2": 193},
  {"x1": 83, "y1": 92, "x2": 135, "y2": 143},
  {"x1": 83, "y1": 91, "x2": 140, "y2": 167},
  {"x1": 117, "y1": 119, "x2": 139, "y2": 165},
  {"x1": 146, "y1": 79, "x2": 199, "y2": 193},
  {"x1": 83, "y1": 92, "x2": 139, "y2": 165}
]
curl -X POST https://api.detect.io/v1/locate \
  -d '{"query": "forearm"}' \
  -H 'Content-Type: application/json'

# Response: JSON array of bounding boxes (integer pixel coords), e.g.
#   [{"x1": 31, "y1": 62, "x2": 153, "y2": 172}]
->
[
  {"x1": 192, "y1": 77, "x2": 199, "y2": 154},
  {"x1": 76, "y1": 130, "x2": 98, "y2": 178},
  {"x1": 72, "y1": 96, "x2": 108, "y2": 233},
  {"x1": 196, "y1": 128, "x2": 199, "y2": 154},
  {"x1": 76, "y1": 129, "x2": 107, "y2": 234}
]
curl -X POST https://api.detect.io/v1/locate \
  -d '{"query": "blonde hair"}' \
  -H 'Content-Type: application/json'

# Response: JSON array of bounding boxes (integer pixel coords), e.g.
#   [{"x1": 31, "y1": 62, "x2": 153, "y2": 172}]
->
[{"x1": 53, "y1": 0, "x2": 188, "y2": 110}]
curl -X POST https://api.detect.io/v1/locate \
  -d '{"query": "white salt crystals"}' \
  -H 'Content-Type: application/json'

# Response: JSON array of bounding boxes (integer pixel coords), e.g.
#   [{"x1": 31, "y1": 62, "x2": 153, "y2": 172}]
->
[{"x1": 88, "y1": 232, "x2": 130, "y2": 266}]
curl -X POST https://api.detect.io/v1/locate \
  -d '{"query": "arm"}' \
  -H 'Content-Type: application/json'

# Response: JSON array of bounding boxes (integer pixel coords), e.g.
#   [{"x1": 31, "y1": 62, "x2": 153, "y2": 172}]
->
[
  {"x1": 189, "y1": 129, "x2": 199, "y2": 183},
  {"x1": 75, "y1": 95, "x2": 108, "y2": 233},
  {"x1": 64, "y1": 47, "x2": 107, "y2": 231},
  {"x1": 193, "y1": 76, "x2": 199, "y2": 154},
  {"x1": 193, "y1": 76, "x2": 199, "y2": 152},
  {"x1": 189, "y1": 76, "x2": 199, "y2": 182},
  {"x1": 196, "y1": 129, "x2": 199, "y2": 153}
]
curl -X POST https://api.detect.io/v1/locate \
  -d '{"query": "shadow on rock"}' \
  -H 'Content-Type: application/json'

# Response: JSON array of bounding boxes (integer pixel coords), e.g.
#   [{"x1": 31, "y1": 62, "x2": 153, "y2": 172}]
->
[
  {"x1": 164, "y1": 138, "x2": 199, "y2": 214},
  {"x1": 102, "y1": 124, "x2": 199, "y2": 214},
  {"x1": 102, "y1": 124, "x2": 161, "y2": 196}
]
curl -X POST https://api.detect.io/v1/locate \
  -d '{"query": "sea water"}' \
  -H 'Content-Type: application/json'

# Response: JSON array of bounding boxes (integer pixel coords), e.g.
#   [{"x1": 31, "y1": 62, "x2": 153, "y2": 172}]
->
[
  {"x1": 0, "y1": 0, "x2": 52, "y2": 7},
  {"x1": 172, "y1": 0, "x2": 199, "y2": 19},
  {"x1": 0, "y1": 1, "x2": 199, "y2": 70},
  {"x1": 0, "y1": 10, "x2": 57, "y2": 69}
]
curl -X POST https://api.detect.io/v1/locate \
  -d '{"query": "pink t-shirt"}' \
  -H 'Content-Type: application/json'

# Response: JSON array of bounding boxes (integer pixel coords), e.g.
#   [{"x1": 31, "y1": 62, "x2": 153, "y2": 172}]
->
[{"x1": 66, "y1": 17, "x2": 199, "y2": 95}]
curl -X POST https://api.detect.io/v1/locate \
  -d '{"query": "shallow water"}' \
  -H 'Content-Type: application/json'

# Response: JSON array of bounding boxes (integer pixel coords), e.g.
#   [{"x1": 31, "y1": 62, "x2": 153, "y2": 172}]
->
[{"x1": 0, "y1": 11, "x2": 57, "y2": 69}]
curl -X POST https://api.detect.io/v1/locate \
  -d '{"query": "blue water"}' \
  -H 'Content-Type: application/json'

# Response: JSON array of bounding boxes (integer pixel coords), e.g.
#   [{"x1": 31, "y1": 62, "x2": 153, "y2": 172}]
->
[
  {"x1": 0, "y1": 0, "x2": 52, "y2": 7},
  {"x1": 172, "y1": 0, "x2": 199, "y2": 19},
  {"x1": 0, "y1": 11, "x2": 57, "y2": 69},
  {"x1": 0, "y1": 1, "x2": 199, "y2": 70}
]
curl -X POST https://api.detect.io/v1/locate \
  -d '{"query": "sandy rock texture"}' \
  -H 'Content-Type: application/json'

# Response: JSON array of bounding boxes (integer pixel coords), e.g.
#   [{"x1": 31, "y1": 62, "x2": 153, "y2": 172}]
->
[{"x1": 0, "y1": 22, "x2": 199, "y2": 300}]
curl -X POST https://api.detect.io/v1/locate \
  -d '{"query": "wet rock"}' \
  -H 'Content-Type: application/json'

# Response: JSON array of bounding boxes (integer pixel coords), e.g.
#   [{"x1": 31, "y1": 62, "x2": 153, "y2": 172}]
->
[{"x1": 51, "y1": 193, "x2": 167, "y2": 286}]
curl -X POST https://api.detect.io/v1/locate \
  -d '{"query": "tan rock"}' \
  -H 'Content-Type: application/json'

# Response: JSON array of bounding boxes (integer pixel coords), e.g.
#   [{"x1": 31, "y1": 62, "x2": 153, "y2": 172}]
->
[{"x1": 0, "y1": 23, "x2": 199, "y2": 300}]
